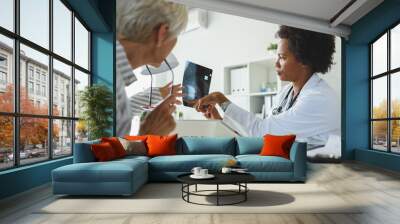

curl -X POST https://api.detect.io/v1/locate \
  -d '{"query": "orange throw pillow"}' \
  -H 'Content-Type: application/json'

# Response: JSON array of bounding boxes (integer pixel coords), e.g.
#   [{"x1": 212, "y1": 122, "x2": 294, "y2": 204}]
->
[
  {"x1": 146, "y1": 134, "x2": 177, "y2": 157},
  {"x1": 101, "y1": 137, "x2": 126, "y2": 158},
  {"x1": 259, "y1": 134, "x2": 296, "y2": 159},
  {"x1": 124, "y1": 135, "x2": 148, "y2": 142},
  {"x1": 91, "y1": 142, "x2": 117, "y2": 161}
]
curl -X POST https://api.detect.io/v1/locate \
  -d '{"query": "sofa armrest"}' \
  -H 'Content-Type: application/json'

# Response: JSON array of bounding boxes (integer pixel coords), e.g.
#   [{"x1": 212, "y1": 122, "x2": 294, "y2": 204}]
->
[
  {"x1": 73, "y1": 140, "x2": 100, "y2": 163},
  {"x1": 289, "y1": 142, "x2": 307, "y2": 181}
]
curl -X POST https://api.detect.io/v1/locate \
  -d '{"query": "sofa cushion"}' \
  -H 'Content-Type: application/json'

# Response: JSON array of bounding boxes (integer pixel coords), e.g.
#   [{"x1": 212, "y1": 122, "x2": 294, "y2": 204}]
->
[
  {"x1": 101, "y1": 137, "x2": 127, "y2": 158},
  {"x1": 124, "y1": 135, "x2": 148, "y2": 142},
  {"x1": 52, "y1": 158, "x2": 147, "y2": 183},
  {"x1": 148, "y1": 154, "x2": 235, "y2": 172},
  {"x1": 236, "y1": 155, "x2": 293, "y2": 172},
  {"x1": 260, "y1": 134, "x2": 296, "y2": 159},
  {"x1": 146, "y1": 134, "x2": 177, "y2": 157},
  {"x1": 118, "y1": 138, "x2": 147, "y2": 156},
  {"x1": 91, "y1": 142, "x2": 118, "y2": 162},
  {"x1": 236, "y1": 137, "x2": 263, "y2": 155},
  {"x1": 177, "y1": 137, "x2": 236, "y2": 155}
]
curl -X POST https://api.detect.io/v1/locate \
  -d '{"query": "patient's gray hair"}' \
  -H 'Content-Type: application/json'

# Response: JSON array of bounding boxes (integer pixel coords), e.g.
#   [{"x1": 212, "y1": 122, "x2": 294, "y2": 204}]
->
[{"x1": 117, "y1": 0, "x2": 188, "y2": 43}]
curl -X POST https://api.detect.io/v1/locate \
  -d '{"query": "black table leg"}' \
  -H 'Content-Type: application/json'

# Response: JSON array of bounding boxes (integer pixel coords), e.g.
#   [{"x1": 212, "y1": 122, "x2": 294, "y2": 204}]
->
[
  {"x1": 217, "y1": 184, "x2": 219, "y2": 206},
  {"x1": 245, "y1": 183, "x2": 247, "y2": 201},
  {"x1": 179, "y1": 181, "x2": 252, "y2": 206},
  {"x1": 187, "y1": 184, "x2": 190, "y2": 202},
  {"x1": 181, "y1": 183, "x2": 183, "y2": 199}
]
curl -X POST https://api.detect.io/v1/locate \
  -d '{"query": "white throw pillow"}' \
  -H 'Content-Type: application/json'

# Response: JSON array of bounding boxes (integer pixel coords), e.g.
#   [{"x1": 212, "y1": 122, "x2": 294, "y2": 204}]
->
[{"x1": 118, "y1": 137, "x2": 147, "y2": 156}]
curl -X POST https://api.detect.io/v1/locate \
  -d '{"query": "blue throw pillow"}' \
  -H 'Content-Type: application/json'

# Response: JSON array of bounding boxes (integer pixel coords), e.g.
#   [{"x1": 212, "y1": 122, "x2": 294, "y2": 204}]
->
[{"x1": 236, "y1": 137, "x2": 263, "y2": 155}]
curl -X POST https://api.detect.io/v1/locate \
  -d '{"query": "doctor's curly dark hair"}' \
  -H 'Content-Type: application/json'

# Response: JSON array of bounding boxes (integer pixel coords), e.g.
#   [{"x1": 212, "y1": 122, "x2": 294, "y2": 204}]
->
[{"x1": 276, "y1": 25, "x2": 335, "y2": 74}]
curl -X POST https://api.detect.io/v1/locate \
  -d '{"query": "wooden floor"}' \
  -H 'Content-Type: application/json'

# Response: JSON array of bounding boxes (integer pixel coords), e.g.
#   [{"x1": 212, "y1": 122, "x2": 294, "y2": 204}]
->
[{"x1": 1, "y1": 162, "x2": 400, "y2": 224}]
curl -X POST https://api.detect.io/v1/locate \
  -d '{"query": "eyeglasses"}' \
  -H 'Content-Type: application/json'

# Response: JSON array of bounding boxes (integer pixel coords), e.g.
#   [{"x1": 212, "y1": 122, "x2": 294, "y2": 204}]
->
[{"x1": 145, "y1": 58, "x2": 175, "y2": 108}]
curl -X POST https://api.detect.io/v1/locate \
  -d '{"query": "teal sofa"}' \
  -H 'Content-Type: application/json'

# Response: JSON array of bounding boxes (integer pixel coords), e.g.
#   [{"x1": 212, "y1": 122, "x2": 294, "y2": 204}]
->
[{"x1": 52, "y1": 137, "x2": 307, "y2": 196}]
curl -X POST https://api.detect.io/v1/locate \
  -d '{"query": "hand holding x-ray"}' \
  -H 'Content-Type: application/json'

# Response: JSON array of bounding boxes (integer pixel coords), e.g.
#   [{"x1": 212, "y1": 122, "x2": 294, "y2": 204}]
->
[{"x1": 139, "y1": 93, "x2": 182, "y2": 136}]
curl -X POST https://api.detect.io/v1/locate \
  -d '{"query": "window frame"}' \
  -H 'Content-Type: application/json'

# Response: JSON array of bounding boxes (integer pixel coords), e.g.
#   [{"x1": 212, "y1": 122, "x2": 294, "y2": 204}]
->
[
  {"x1": 0, "y1": 0, "x2": 92, "y2": 171},
  {"x1": 370, "y1": 20, "x2": 400, "y2": 154}
]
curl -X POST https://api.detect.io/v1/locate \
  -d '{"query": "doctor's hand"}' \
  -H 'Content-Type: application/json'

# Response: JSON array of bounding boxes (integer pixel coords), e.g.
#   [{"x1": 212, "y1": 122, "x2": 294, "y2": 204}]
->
[
  {"x1": 203, "y1": 104, "x2": 222, "y2": 120},
  {"x1": 194, "y1": 92, "x2": 229, "y2": 113},
  {"x1": 159, "y1": 82, "x2": 182, "y2": 99},
  {"x1": 139, "y1": 93, "x2": 182, "y2": 136}
]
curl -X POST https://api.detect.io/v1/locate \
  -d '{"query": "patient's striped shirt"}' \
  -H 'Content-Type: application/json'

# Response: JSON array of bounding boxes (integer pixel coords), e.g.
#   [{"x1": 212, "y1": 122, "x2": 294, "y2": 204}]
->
[{"x1": 116, "y1": 41, "x2": 162, "y2": 137}]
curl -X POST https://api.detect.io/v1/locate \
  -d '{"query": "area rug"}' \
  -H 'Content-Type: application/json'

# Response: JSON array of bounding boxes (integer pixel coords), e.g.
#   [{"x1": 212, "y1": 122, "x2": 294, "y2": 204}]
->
[{"x1": 37, "y1": 183, "x2": 361, "y2": 214}]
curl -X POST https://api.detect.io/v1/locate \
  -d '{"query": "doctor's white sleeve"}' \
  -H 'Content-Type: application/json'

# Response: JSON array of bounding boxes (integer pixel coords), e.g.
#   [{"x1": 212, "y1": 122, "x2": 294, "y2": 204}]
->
[{"x1": 222, "y1": 92, "x2": 339, "y2": 138}]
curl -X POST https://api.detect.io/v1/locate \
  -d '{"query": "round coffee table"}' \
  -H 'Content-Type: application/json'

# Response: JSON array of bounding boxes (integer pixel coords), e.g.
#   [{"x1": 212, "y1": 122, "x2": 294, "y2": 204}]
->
[{"x1": 177, "y1": 173, "x2": 255, "y2": 206}]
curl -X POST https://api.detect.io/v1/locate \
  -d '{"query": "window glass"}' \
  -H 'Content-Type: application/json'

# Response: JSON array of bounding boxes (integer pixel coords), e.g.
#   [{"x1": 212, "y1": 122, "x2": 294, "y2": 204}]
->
[
  {"x1": 0, "y1": 0, "x2": 14, "y2": 31},
  {"x1": 53, "y1": 119, "x2": 72, "y2": 158},
  {"x1": 28, "y1": 81, "x2": 33, "y2": 93},
  {"x1": 20, "y1": 0, "x2": 49, "y2": 49},
  {"x1": 391, "y1": 72, "x2": 400, "y2": 118},
  {"x1": 391, "y1": 24, "x2": 400, "y2": 70},
  {"x1": 74, "y1": 18, "x2": 89, "y2": 70},
  {"x1": 372, "y1": 121, "x2": 388, "y2": 151},
  {"x1": 0, "y1": 55, "x2": 7, "y2": 67},
  {"x1": 391, "y1": 120, "x2": 400, "y2": 153},
  {"x1": 53, "y1": 0, "x2": 72, "y2": 60},
  {"x1": 372, "y1": 34, "x2": 387, "y2": 76},
  {"x1": 19, "y1": 117, "x2": 49, "y2": 165},
  {"x1": 0, "y1": 35, "x2": 14, "y2": 113},
  {"x1": 53, "y1": 59, "x2": 72, "y2": 117},
  {"x1": 74, "y1": 69, "x2": 89, "y2": 118},
  {"x1": 372, "y1": 76, "x2": 387, "y2": 119},
  {"x1": 1, "y1": 0, "x2": 92, "y2": 168},
  {"x1": 28, "y1": 66, "x2": 34, "y2": 79},
  {"x1": 75, "y1": 120, "x2": 88, "y2": 143},
  {"x1": 0, "y1": 116, "x2": 13, "y2": 170},
  {"x1": 20, "y1": 44, "x2": 49, "y2": 115}
]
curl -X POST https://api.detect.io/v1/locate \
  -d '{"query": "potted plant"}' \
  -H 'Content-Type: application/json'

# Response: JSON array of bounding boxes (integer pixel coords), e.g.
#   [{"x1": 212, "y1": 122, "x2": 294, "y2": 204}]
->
[
  {"x1": 267, "y1": 43, "x2": 278, "y2": 55},
  {"x1": 79, "y1": 84, "x2": 113, "y2": 140}
]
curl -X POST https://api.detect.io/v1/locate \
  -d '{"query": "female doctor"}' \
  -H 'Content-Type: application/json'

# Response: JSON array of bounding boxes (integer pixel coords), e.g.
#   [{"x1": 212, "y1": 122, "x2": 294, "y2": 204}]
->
[{"x1": 195, "y1": 26, "x2": 339, "y2": 148}]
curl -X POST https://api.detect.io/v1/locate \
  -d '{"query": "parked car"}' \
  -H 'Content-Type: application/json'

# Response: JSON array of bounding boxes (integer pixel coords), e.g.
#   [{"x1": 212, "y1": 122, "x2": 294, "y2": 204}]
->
[
  {"x1": 7, "y1": 153, "x2": 13, "y2": 161},
  {"x1": 7, "y1": 150, "x2": 32, "y2": 160},
  {"x1": 54, "y1": 149, "x2": 62, "y2": 156}
]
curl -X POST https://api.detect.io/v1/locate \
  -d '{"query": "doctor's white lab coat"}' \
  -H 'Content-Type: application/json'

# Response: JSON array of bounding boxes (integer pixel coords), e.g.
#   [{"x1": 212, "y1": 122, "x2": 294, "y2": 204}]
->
[{"x1": 222, "y1": 74, "x2": 340, "y2": 147}]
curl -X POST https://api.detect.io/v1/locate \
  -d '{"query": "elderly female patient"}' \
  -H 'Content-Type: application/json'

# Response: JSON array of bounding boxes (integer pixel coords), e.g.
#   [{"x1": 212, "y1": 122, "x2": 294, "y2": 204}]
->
[{"x1": 116, "y1": 0, "x2": 188, "y2": 137}]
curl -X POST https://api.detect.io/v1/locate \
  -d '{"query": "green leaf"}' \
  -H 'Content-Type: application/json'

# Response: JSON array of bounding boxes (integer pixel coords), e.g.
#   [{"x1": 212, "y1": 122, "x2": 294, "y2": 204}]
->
[{"x1": 79, "y1": 84, "x2": 113, "y2": 140}]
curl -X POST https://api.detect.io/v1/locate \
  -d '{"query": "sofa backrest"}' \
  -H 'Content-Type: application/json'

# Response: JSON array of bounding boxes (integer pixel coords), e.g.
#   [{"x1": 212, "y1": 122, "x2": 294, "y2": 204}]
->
[
  {"x1": 235, "y1": 137, "x2": 263, "y2": 155},
  {"x1": 73, "y1": 139, "x2": 100, "y2": 163},
  {"x1": 177, "y1": 137, "x2": 236, "y2": 155},
  {"x1": 73, "y1": 136, "x2": 303, "y2": 160}
]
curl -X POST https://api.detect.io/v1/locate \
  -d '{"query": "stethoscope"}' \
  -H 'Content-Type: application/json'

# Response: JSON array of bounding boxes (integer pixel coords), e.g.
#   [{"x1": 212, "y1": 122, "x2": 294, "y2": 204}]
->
[{"x1": 271, "y1": 86, "x2": 299, "y2": 115}]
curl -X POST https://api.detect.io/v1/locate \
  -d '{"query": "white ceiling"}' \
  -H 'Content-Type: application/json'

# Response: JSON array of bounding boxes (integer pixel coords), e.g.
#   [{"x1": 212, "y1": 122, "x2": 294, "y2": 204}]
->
[
  {"x1": 225, "y1": 0, "x2": 352, "y2": 22},
  {"x1": 172, "y1": 0, "x2": 384, "y2": 38}
]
